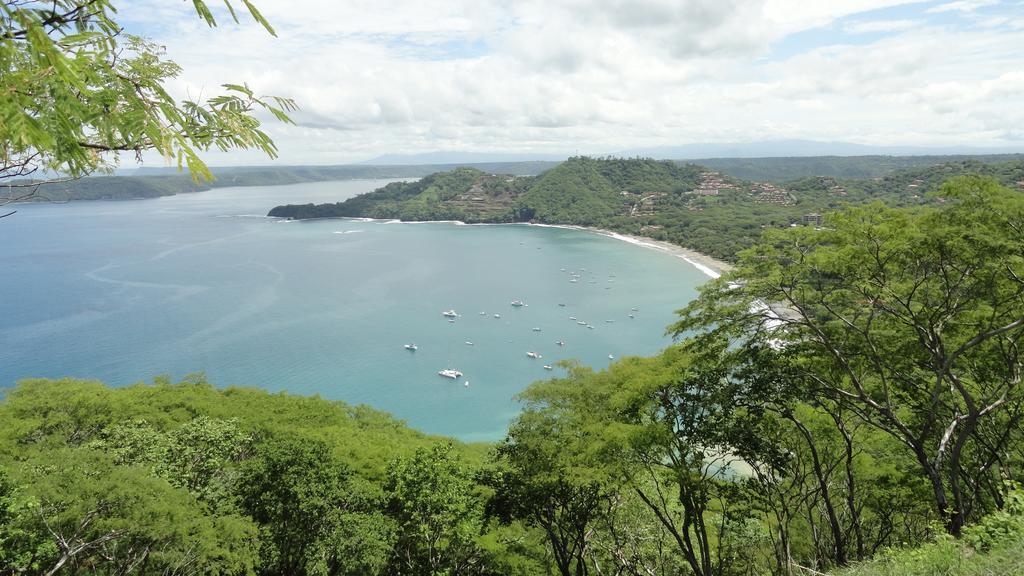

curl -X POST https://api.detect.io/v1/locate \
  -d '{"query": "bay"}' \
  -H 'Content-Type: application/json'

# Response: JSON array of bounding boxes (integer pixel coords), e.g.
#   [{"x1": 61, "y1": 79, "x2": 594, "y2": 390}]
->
[{"x1": 0, "y1": 179, "x2": 710, "y2": 440}]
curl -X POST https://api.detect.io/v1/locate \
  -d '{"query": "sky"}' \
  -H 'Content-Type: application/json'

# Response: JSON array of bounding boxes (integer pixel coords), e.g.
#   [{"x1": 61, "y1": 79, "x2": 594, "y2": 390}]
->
[{"x1": 116, "y1": 0, "x2": 1024, "y2": 165}]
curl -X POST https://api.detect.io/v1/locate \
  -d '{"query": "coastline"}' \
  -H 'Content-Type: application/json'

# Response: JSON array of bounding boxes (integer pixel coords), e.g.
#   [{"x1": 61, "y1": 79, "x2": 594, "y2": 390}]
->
[
  {"x1": 304, "y1": 216, "x2": 734, "y2": 280},
  {"x1": 525, "y1": 223, "x2": 733, "y2": 280}
]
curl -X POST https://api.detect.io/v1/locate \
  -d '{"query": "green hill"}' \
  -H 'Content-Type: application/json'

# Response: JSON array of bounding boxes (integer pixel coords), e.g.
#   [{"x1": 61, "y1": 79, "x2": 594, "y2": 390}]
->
[
  {"x1": 269, "y1": 156, "x2": 1024, "y2": 262},
  {"x1": 267, "y1": 167, "x2": 530, "y2": 222}
]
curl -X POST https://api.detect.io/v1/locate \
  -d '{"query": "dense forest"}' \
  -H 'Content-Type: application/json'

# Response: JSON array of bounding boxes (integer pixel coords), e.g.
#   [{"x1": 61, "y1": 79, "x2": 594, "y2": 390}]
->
[
  {"x1": 697, "y1": 153, "x2": 1024, "y2": 182},
  {"x1": 268, "y1": 156, "x2": 1024, "y2": 262},
  {"x1": 5, "y1": 174, "x2": 1024, "y2": 575}
]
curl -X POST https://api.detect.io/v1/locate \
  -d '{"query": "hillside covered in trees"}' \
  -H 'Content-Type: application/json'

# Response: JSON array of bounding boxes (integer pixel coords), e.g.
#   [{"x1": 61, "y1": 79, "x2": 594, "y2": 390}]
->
[
  {"x1": 5, "y1": 175, "x2": 1024, "y2": 575},
  {"x1": 269, "y1": 156, "x2": 1024, "y2": 261}
]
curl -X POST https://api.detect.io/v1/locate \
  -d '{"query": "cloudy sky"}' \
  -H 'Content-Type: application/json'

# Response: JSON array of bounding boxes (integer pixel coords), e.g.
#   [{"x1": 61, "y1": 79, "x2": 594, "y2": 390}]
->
[{"x1": 118, "y1": 0, "x2": 1024, "y2": 165}]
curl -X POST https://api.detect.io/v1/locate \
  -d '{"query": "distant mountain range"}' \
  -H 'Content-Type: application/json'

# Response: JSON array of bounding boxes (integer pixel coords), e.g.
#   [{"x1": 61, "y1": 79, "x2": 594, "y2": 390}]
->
[{"x1": 360, "y1": 140, "x2": 1024, "y2": 165}]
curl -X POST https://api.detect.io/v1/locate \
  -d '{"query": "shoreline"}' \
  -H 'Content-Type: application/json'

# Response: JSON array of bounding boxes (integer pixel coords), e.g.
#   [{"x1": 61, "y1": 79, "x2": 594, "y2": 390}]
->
[
  {"x1": 524, "y1": 223, "x2": 733, "y2": 280},
  {"x1": 317, "y1": 216, "x2": 734, "y2": 280}
]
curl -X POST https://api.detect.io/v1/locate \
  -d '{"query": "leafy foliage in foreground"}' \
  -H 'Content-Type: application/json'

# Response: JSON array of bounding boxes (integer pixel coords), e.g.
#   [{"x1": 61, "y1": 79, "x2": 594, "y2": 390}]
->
[
  {"x1": 835, "y1": 491, "x2": 1024, "y2": 575},
  {"x1": 0, "y1": 0, "x2": 294, "y2": 187},
  {"x1": 0, "y1": 377, "x2": 523, "y2": 576}
]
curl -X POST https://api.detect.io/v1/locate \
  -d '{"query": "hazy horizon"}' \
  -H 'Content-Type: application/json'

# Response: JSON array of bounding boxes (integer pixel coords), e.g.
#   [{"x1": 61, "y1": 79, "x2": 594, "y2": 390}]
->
[{"x1": 113, "y1": 0, "x2": 1024, "y2": 167}]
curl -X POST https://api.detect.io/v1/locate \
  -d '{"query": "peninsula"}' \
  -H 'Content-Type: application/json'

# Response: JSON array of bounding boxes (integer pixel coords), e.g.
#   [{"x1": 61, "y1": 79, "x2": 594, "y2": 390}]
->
[{"x1": 268, "y1": 156, "x2": 1024, "y2": 262}]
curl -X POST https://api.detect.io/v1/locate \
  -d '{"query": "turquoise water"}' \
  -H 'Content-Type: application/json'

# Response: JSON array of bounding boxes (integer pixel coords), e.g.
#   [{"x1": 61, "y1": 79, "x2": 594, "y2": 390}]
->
[{"x1": 0, "y1": 180, "x2": 709, "y2": 440}]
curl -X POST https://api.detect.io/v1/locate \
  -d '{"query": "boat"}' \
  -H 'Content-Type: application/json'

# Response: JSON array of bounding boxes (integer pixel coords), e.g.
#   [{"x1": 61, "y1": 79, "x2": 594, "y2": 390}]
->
[
  {"x1": 532, "y1": 327, "x2": 542, "y2": 332},
  {"x1": 442, "y1": 309, "x2": 458, "y2": 318},
  {"x1": 511, "y1": 300, "x2": 525, "y2": 307},
  {"x1": 543, "y1": 365, "x2": 553, "y2": 370},
  {"x1": 465, "y1": 341, "x2": 474, "y2": 345},
  {"x1": 608, "y1": 354, "x2": 614, "y2": 359},
  {"x1": 464, "y1": 380, "x2": 470, "y2": 387},
  {"x1": 404, "y1": 343, "x2": 418, "y2": 351},
  {"x1": 577, "y1": 321, "x2": 587, "y2": 326},
  {"x1": 447, "y1": 319, "x2": 455, "y2": 323},
  {"x1": 605, "y1": 319, "x2": 615, "y2": 323},
  {"x1": 438, "y1": 369, "x2": 463, "y2": 379},
  {"x1": 628, "y1": 314, "x2": 635, "y2": 319},
  {"x1": 587, "y1": 325, "x2": 595, "y2": 330},
  {"x1": 569, "y1": 316, "x2": 577, "y2": 320},
  {"x1": 569, "y1": 279, "x2": 578, "y2": 283},
  {"x1": 526, "y1": 351, "x2": 542, "y2": 359},
  {"x1": 556, "y1": 340, "x2": 565, "y2": 346},
  {"x1": 631, "y1": 307, "x2": 639, "y2": 311},
  {"x1": 494, "y1": 313, "x2": 501, "y2": 319},
  {"x1": 479, "y1": 311, "x2": 486, "y2": 316},
  {"x1": 558, "y1": 303, "x2": 566, "y2": 307}
]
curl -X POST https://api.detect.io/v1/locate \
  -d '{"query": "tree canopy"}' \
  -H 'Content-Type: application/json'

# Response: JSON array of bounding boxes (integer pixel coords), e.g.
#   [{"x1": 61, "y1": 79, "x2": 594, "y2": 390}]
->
[{"x1": 0, "y1": 0, "x2": 296, "y2": 201}]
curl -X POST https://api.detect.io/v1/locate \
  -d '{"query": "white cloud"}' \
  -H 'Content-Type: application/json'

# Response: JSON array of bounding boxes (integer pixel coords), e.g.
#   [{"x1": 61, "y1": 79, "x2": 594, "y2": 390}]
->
[
  {"x1": 844, "y1": 19, "x2": 919, "y2": 33},
  {"x1": 114, "y1": 0, "x2": 1024, "y2": 165},
  {"x1": 927, "y1": 0, "x2": 1001, "y2": 13}
]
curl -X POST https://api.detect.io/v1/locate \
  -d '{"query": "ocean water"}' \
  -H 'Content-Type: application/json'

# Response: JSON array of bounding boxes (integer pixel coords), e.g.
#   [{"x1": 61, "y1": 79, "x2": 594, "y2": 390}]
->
[{"x1": 0, "y1": 179, "x2": 710, "y2": 440}]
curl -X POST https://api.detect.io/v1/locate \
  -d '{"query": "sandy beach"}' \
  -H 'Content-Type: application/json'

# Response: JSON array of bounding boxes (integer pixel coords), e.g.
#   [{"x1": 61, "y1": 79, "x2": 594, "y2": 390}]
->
[
  {"x1": 526, "y1": 223, "x2": 734, "y2": 280},
  {"x1": 334, "y1": 217, "x2": 735, "y2": 280}
]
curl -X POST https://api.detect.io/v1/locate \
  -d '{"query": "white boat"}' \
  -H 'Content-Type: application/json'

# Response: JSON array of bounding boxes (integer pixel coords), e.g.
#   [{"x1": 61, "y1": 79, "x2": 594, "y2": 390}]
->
[
  {"x1": 608, "y1": 354, "x2": 614, "y2": 359},
  {"x1": 628, "y1": 314, "x2": 635, "y2": 319},
  {"x1": 526, "y1": 351, "x2": 542, "y2": 359},
  {"x1": 438, "y1": 369, "x2": 463, "y2": 379},
  {"x1": 577, "y1": 320, "x2": 587, "y2": 326},
  {"x1": 511, "y1": 300, "x2": 525, "y2": 307},
  {"x1": 631, "y1": 307, "x2": 639, "y2": 311},
  {"x1": 543, "y1": 365, "x2": 553, "y2": 370},
  {"x1": 587, "y1": 325, "x2": 595, "y2": 330},
  {"x1": 556, "y1": 340, "x2": 565, "y2": 346},
  {"x1": 404, "y1": 343, "x2": 418, "y2": 351},
  {"x1": 570, "y1": 279, "x2": 578, "y2": 283},
  {"x1": 569, "y1": 316, "x2": 577, "y2": 321},
  {"x1": 532, "y1": 327, "x2": 542, "y2": 332},
  {"x1": 464, "y1": 380, "x2": 470, "y2": 387},
  {"x1": 465, "y1": 341, "x2": 474, "y2": 345},
  {"x1": 442, "y1": 309, "x2": 459, "y2": 318},
  {"x1": 494, "y1": 313, "x2": 501, "y2": 318},
  {"x1": 479, "y1": 311, "x2": 486, "y2": 316}
]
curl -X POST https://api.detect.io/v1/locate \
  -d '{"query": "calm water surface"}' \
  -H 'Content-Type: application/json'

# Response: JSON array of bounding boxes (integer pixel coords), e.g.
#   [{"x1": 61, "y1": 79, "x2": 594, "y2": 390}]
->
[{"x1": 0, "y1": 179, "x2": 709, "y2": 440}]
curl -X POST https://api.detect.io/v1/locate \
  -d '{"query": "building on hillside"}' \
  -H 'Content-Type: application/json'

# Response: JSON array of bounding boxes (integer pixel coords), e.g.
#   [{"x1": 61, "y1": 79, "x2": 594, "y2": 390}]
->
[
  {"x1": 692, "y1": 171, "x2": 736, "y2": 196},
  {"x1": 802, "y1": 213, "x2": 824, "y2": 226},
  {"x1": 752, "y1": 182, "x2": 794, "y2": 205}
]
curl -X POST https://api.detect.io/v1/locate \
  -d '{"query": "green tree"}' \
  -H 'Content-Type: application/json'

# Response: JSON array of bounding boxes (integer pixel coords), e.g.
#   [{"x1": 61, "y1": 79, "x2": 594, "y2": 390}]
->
[
  {"x1": 237, "y1": 435, "x2": 351, "y2": 576},
  {"x1": 676, "y1": 175, "x2": 1024, "y2": 536},
  {"x1": 488, "y1": 410, "x2": 611, "y2": 576},
  {"x1": 1, "y1": 0, "x2": 295, "y2": 208},
  {"x1": 516, "y1": 344, "x2": 778, "y2": 576},
  {"x1": 94, "y1": 415, "x2": 253, "y2": 506},
  {"x1": 386, "y1": 443, "x2": 487, "y2": 575},
  {"x1": 8, "y1": 448, "x2": 257, "y2": 575}
]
